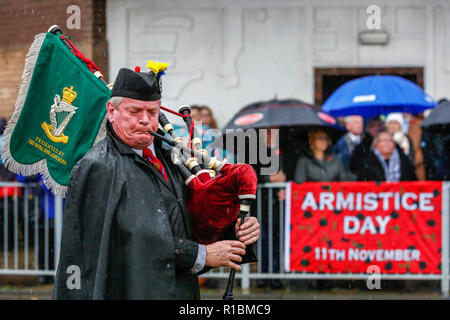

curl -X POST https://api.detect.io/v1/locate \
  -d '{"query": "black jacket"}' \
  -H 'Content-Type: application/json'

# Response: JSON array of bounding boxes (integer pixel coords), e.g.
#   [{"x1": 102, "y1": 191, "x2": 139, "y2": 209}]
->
[
  {"x1": 421, "y1": 129, "x2": 450, "y2": 180},
  {"x1": 53, "y1": 122, "x2": 203, "y2": 300},
  {"x1": 355, "y1": 149, "x2": 417, "y2": 182},
  {"x1": 349, "y1": 136, "x2": 372, "y2": 174}
]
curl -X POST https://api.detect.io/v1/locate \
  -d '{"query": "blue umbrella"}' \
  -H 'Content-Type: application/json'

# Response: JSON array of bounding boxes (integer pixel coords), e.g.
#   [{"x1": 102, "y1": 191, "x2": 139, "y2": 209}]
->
[{"x1": 322, "y1": 75, "x2": 437, "y2": 118}]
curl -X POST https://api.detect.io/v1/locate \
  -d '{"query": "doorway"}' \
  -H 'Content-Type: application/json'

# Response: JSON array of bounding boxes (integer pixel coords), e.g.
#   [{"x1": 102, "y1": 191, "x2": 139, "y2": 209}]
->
[{"x1": 314, "y1": 67, "x2": 424, "y2": 105}]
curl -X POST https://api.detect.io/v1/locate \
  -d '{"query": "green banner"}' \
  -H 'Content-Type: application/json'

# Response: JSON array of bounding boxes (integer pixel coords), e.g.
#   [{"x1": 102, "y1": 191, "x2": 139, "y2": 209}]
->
[{"x1": 1, "y1": 32, "x2": 110, "y2": 197}]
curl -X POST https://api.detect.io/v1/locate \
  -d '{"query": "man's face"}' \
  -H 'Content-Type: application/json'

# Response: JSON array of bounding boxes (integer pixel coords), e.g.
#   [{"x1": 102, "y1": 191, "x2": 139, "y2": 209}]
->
[
  {"x1": 107, "y1": 97, "x2": 160, "y2": 149},
  {"x1": 345, "y1": 116, "x2": 364, "y2": 135},
  {"x1": 375, "y1": 132, "x2": 395, "y2": 158},
  {"x1": 367, "y1": 120, "x2": 384, "y2": 138}
]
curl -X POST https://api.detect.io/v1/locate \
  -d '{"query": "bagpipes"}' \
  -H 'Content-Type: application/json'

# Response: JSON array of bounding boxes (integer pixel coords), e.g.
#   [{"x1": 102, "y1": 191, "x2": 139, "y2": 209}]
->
[{"x1": 151, "y1": 107, "x2": 258, "y2": 300}]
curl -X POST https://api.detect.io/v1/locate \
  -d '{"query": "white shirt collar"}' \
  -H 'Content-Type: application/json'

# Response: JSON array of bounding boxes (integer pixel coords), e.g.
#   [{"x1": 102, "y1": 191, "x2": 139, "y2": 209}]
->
[
  {"x1": 347, "y1": 132, "x2": 361, "y2": 143},
  {"x1": 132, "y1": 143, "x2": 156, "y2": 157}
]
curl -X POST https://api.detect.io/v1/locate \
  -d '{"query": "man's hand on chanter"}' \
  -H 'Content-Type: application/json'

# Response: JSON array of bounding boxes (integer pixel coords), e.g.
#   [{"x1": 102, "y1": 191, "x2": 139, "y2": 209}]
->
[
  {"x1": 235, "y1": 216, "x2": 260, "y2": 245},
  {"x1": 205, "y1": 240, "x2": 246, "y2": 271}
]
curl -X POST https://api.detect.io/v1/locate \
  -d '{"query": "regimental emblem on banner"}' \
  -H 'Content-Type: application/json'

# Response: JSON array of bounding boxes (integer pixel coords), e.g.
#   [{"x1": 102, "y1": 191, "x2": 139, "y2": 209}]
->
[
  {"x1": 41, "y1": 86, "x2": 78, "y2": 144},
  {"x1": 0, "y1": 31, "x2": 110, "y2": 197}
]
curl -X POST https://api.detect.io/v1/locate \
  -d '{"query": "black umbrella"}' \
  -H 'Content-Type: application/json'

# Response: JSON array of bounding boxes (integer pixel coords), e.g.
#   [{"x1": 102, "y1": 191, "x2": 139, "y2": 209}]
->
[
  {"x1": 421, "y1": 99, "x2": 450, "y2": 131},
  {"x1": 216, "y1": 99, "x2": 346, "y2": 180},
  {"x1": 220, "y1": 99, "x2": 345, "y2": 146},
  {"x1": 223, "y1": 98, "x2": 340, "y2": 131}
]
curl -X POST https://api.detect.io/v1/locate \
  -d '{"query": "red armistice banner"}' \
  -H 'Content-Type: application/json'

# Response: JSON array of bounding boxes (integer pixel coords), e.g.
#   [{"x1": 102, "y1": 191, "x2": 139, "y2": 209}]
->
[{"x1": 286, "y1": 181, "x2": 443, "y2": 274}]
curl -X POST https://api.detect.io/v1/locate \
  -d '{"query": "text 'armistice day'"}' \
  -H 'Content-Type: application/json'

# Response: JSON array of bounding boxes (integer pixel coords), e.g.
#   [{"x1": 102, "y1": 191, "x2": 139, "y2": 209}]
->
[{"x1": 301, "y1": 191, "x2": 435, "y2": 212}]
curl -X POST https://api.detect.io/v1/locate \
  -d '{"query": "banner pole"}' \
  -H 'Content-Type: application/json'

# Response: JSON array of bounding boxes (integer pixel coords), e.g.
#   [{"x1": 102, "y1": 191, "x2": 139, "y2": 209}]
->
[
  {"x1": 54, "y1": 196, "x2": 64, "y2": 276},
  {"x1": 441, "y1": 181, "x2": 449, "y2": 297},
  {"x1": 284, "y1": 182, "x2": 291, "y2": 273}
]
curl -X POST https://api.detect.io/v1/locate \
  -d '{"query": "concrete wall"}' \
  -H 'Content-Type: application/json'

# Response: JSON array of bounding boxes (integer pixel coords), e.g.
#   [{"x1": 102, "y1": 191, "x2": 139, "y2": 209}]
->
[{"x1": 106, "y1": 0, "x2": 450, "y2": 128}]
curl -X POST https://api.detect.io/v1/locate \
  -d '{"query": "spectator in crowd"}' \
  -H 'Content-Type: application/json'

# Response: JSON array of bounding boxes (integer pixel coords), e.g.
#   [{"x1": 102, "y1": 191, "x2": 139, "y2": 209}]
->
[
  {"x1": 406, "y1": 113, "x2": 426, "y2": 180},
  {"x1": 294, "y1": 129, "x2": 355, "y2": 184},
  {"x1": 190, "y1": 105, "x2": 202, "y2": 123},
  {"x1": 422, "y1": 129, "x2": 450, "y2": 180},
  {"x1": 402, "y1": 112, "x2": 412, "y2": 134},
  {"x1": 355, "y1": 130, "x2": 417, "y2": 181},
  {"x1": 385, "y1": 113, "x2": 415, "y2": 165},
  {"x1": 173, "y1": 105, "x2": 216, "y2": 149},
  {"x1": 200, "y1": 105, "x2": 218, "y2": 129},
  {"x1": 349, "y1": 117, "x2": 385, "y2": 175},
  {"x1": 333, "y1": 115, "x2": 364, "y2": 166},
  {"x1": 198, "y1": 105, "x2": 217, "y2": 148},
  {"x1": 249, "y1": 127, "x2": 284, "y2": 182},
  {"x1": 292, "y1": 128, "x2": 354, "y2": 291}
]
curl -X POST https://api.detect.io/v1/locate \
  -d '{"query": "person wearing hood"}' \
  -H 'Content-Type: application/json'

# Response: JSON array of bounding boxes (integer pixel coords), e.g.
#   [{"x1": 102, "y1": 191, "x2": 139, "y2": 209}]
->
[
  {"x1": 385, "y1": 113, "x2": 415, "y2": 165},
  {"x1": 294, "y1": 129, "x2": 355, "y2": 184}
]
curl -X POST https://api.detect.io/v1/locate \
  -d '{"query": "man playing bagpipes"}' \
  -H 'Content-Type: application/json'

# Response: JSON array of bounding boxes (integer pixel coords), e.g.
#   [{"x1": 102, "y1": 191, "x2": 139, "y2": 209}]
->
[{"x1": 52, "y1": 62, "x2": 261, "y2": 300}]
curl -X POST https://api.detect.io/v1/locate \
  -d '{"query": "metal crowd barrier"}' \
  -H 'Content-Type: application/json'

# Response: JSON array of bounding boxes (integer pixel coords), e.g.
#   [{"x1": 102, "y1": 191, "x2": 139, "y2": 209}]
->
[
  {"x1": 202, "y1": 182, "x2": 450, "y2": 297},
  {"x1": 1, "y1": 181, "x2": 449, "y2": 297},
  {"x1": 0, "y1": 182, "x2": 63, "y2": 276}
]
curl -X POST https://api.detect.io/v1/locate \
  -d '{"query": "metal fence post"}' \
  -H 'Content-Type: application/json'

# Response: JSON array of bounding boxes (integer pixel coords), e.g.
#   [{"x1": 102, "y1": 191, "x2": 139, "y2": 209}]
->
[
  {"x1": 442, "y1": 182, "x2": 449, "y2": 297},
  {"x1": 3, "y1": 189, "x2": 7, "y2": 270},
  {"x1": 241, "y1": 263, "x2": 250, "y2": 294},
  {"x1": 54, "y1": 195, "x2": 64, "y2": 275},
  {"x1": 13, "y1": 187, "x2": 18, "y2": 270}
]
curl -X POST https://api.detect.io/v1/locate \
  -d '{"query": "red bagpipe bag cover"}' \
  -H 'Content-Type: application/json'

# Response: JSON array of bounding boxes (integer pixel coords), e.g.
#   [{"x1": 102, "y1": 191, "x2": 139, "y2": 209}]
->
[{"x1": 187, "y1": 163, "x2": 257, "y2": 244}]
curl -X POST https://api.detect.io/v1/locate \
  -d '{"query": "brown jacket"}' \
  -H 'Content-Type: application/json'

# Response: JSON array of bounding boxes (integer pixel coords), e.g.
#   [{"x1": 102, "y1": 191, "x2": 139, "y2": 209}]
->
[{"x1": 408, "y1": 116, "x2": 426, "y2": 180}]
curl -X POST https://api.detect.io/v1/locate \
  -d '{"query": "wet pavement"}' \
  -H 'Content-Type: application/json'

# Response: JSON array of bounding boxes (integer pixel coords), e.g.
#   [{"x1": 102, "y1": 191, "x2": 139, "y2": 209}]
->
[{"x1": 0, "y1": 285, "x2": 447, "y2": 300}]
